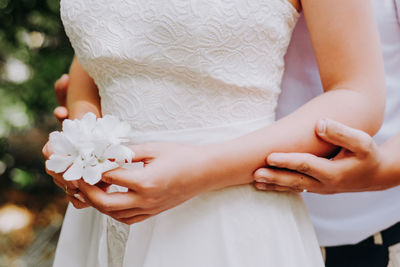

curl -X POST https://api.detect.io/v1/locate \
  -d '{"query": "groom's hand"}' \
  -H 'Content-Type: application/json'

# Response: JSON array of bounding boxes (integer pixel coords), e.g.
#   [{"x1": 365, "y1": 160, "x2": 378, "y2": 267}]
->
[
  {"x1": 53, "y1": 74, "x2": 69, "y2": 122},
  {"x1": 253, "y1": 119, "x2": 384, "y2": 194}
]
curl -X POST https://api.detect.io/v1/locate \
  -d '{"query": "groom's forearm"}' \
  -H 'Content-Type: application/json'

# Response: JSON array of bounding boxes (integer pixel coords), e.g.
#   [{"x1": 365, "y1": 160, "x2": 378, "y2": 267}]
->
[
  {"x1": 203, "y1": 89, "x2": 384, "y2": 191},
  {"x1": 67, "y1": 56, "x2": 101, "y2": 119},
  {"x1": 376, "y1": 133, "x2": 400, "y2": 189}
]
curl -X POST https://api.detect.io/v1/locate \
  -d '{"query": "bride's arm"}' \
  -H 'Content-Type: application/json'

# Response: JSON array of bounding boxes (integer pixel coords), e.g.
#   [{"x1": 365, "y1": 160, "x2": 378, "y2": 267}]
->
[
  {"x1": 66, "y1": 56, "x2": 101, "y2": 119},
  {"x1": 43, "y1": 56, "x2": 100, "y2": 208},
  {"x1": 77, "y1": 0, "x2": 385, "y2": 223}
]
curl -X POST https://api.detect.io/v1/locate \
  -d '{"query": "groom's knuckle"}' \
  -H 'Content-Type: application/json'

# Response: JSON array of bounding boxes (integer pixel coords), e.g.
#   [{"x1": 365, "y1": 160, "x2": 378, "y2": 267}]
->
[
  {"x1": 292, "y1": 179, "x2": 303, "y2": 191},
  {"x1": 266, "y1": 175, "x2": 278, "y2": 183},
  {"x1": 358, "y1": 137, "x2": 374, "y2": 157},
  {"x1": 145, "y1": 197, "x2": 160, "y2": 207},
  {"x1": 328, "y1": 172, "x2": 342, "y2": 187},
  {"x1": 296, "y1": 162, "x2": 310, "y2": 173}
]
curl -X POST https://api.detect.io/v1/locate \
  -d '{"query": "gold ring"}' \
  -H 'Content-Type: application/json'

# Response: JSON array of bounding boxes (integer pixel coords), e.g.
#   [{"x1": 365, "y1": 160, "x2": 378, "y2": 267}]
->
[{"x1": 64, "y1": 184, "x2": 68, "y2": 193}]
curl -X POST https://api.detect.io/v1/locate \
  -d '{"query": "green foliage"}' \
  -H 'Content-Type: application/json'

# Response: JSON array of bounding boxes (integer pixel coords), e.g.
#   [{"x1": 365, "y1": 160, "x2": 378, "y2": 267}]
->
[{"x1": 0, "y1": 0, "x2": 73, "y2": 191}]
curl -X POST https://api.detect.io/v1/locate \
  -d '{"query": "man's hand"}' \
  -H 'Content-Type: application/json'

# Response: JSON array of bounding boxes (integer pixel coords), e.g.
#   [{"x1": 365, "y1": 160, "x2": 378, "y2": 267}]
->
[
  {"x1": 53, "y1": 74, "x2": 69, "y2": 122},
  {"x1": 254, "y1": 119, "x2": 385, "y2": 194}
]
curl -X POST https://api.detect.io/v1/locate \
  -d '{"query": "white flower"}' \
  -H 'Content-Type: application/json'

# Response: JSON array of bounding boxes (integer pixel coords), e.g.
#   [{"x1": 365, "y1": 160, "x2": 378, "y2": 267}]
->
[{"x1": 45, "y1": 112, "x2": 134, "y2": 185}]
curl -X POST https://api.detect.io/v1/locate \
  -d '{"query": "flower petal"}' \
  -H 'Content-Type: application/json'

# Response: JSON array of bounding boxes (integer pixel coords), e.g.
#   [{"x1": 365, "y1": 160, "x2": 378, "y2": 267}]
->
[
  {"x1": 122, "y1": 162, "x2": 144, "y2": 170},
  {"x1": 63, "y1": 159, "x2": 84, "y2": 181},
  {"x1": 103, "y1": 144, "x2": 135, "y2": 164},
  {"x1": 82, "y1": 164, "x2": 103, "y2": 185},
  {"x1": 92, "y1": 140, "x2": 109, "y2": 158},
  {"x1": 46, "y1": 154, "x2": 74, "y2": 173},
  {"x1": 62, "y1": 119, "x2": 82, "y2": 143},
  {"x1": 101, "y1": 160, "x2": 119, "y2": 173},
  {"x1": 49, "y1": 132, "x2": 76, "y2": 155},
  {"x1": 80, "y1": 112, "x2": 98, "y2": 136}
]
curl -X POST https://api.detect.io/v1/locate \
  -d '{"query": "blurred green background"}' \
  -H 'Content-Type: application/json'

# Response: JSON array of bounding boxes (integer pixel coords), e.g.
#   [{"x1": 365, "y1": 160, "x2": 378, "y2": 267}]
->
[
  {"x1": 0, "y1": 0, "x2": 72, "y2": 192},
  {"x1": 0, "y1": 0, "x2": 72, "y2": 265}
]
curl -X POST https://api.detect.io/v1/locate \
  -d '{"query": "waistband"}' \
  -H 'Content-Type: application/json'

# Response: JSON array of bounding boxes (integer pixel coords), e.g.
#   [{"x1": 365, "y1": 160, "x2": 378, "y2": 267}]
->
[{"x1": 127, "y1": 115, "x2": 275, "y2": 145}]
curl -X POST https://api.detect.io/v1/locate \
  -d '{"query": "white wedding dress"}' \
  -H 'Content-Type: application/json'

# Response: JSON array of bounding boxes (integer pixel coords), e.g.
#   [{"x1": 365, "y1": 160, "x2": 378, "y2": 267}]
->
[{"x1": 54, "y1": 1, "x2": 324, "y2": 266}]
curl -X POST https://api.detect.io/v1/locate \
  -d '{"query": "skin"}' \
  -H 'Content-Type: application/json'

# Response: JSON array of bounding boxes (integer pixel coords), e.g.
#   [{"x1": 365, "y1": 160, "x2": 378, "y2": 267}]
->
[
  {"x1": 254, "y1": 119, "x2": 400, "y2": 194},
  {"x1": 53, "y1": 74, "x2": 69, "y2": 121},
  {"x1": 43, "y1": 0, "x2": 386, "y2": 225},
  {"x1": 43, "y1": 57, "x2": 101, "y2": 209}
]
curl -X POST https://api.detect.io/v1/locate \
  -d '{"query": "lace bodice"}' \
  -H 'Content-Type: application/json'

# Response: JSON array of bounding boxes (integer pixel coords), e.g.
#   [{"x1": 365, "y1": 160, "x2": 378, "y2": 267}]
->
[{"x1": 61, "y1": 0, "x2": 298, "y2": 133}]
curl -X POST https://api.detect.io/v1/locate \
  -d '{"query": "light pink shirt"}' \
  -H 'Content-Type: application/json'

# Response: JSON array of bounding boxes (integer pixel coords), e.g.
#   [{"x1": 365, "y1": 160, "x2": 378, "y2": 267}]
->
[{"x1": 277, "y1": 0, "x2": 400, "y2": 246}]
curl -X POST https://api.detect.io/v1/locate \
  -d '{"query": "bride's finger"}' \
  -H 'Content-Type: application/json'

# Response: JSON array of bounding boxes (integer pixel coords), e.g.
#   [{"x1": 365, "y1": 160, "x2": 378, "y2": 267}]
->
[
  {"x1": 102, "y1": 168, "x2": 145, "y2": 192},
  {"x1": 109, "y1": 208, "x2": 146, "y2": 219},
  {"x1": 52, "y1": 178, "x2": 65, "y2": 191},
  {"x1": 113, "y1": 214, "x2": 153, "y2": 225},
  {"x1": 129, "y1": 143, "x2": 158, "y2": 161},
  {"x1": 42, "y1": 142, "x2": 53, "y2": 160},
  {"x1": 67, "y1": 195, "x2": 90, "y2": 209},
  {"x1": 254, "y1": 182, "x2": 294, "y2": 192},
  {"x1": 78, "y1": 180, "x2": 146, "y2": 212},
  {"x1": 47, "y1": 167, "x2": 79, "y2": 189},
  {"x1": 110, "y1": 205, "x2": 164, "y2": 219}
]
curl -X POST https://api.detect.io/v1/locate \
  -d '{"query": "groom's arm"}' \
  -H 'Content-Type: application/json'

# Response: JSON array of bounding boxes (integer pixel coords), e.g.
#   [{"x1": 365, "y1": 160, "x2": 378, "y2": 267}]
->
[
  {"x1": 52, "y1": 57, "x2": 101, "y2": 120},
  {"x1": 43, "y1": 57, "x2": 101, "y2": 209}
]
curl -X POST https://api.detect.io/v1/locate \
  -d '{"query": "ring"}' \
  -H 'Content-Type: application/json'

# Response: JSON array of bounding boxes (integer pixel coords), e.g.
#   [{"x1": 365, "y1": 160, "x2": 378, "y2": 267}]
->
[
  {"x1": 64, "y1": 184, "x2": 68, "y2": 193},
  {"x1": 302, "y1": 189, "x2": 308, "y2": 193}
]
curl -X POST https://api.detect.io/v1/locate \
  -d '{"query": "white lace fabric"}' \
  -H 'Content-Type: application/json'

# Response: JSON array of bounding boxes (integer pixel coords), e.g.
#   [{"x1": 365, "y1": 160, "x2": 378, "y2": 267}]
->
[{"x1": 61, "y1": 0, "x2": 298, "y2": 132}]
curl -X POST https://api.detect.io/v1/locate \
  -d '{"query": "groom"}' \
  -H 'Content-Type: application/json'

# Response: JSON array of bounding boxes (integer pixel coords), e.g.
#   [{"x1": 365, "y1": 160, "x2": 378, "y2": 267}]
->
[
  {"x1": 47, "y1": 1, "x2": 400, "y2": 266},
  {"x1": 253, "y1": 2, "x2": 400, "y2": 267}
]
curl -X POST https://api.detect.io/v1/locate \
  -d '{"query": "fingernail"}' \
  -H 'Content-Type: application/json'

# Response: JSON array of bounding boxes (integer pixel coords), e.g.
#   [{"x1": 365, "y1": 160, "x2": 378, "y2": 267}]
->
[
  {"x1": 74, "y1": 193, "x2": 86, "y2": 203},
  {"x1": 255, "y1": 169, "x2": 271, "y2": 182},
  {"x1": 60, "y1": 74, "x2": 68, "y2": 82},
  {"x1": 317, "y1": 119, "x2": 327, "y2": 135},
  {"x1": 256, "y1": 183, "x2": 267, "y2": 190},
  {"x1": 268, "y1": 154, "x2": 282, "y2": 166}
]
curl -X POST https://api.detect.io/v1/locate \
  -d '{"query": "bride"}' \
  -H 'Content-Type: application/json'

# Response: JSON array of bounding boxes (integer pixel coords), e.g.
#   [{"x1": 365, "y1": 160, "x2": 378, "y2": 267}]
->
[{"x1": 46, "y1": 0, "x2": 385, "y2": 266}]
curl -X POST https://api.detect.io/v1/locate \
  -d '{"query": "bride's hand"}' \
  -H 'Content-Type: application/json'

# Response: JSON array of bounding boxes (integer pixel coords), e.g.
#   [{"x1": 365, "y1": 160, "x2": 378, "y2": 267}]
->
[
  {"x1": 42, "y1": 141, "x2": 90, "y2": 209},
  {"x1": 77, "y1": 142, "x2": 214, "y2": 225}
]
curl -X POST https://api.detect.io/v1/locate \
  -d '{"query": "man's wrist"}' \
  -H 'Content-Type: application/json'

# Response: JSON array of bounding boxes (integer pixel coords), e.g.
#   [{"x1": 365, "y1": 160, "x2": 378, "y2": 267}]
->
[{"x1": 374, "y1": 144, "x2": 400, "y2": 190}]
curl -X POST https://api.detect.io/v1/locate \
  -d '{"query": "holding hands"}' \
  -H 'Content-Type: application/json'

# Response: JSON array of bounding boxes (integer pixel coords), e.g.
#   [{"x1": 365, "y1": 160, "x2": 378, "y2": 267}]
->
[
  {"x1": 44, "y1": 73, "x2": 392, "y2": 225},
  {"x1": 254, "y1": 119, "x2": 385, "y2": 194},
  {"x1": 78, "y1": 142, "x2": 212, "y2": 224},
  {"x1": 44, "y1": 74, "x2": 214, "y2": 223}
]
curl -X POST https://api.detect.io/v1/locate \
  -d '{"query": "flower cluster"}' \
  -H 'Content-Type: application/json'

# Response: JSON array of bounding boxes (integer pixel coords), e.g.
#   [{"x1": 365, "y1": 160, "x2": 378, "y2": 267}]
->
[{"x1": 45, "y1": 112, "x2": 134, "y2": 185}]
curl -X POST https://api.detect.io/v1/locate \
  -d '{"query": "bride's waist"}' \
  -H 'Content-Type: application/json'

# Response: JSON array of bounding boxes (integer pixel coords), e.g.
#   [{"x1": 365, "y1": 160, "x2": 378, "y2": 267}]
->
[{"x1": 127, "y1": 115, "x2": 275, "y2": 144}]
